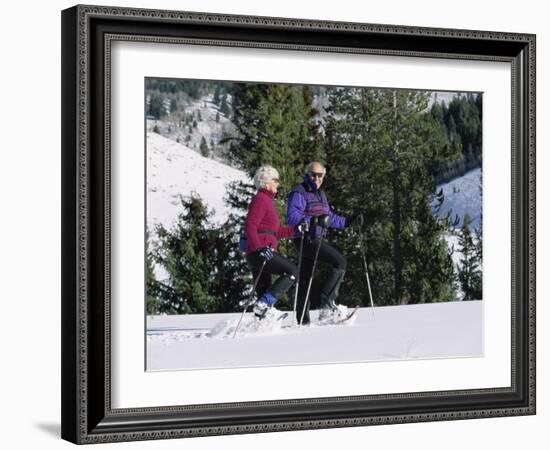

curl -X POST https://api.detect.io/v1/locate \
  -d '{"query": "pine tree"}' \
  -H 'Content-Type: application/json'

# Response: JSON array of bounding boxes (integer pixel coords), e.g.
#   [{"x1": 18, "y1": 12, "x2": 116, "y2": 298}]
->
[
  {"x1": 146, "y1": 231, "x2": 163, "y2": 315},
  {"x1": 200, "y1": 136, "x2": 209, "y2": 157},
  {"x1": 148, "y1": 91, "x2": 164, "y2": 119},
  {"x1": 220, "y1": 94, "x2": 230, "y2": 117},
  {"x1": 323, "y1": 88, "x2": 458, "y2": 306},
  {"x1": 229, "y1": 83, "x2": 319, "y2": 193},
  {"x1": 150, "y1": 195, "x2": 250, "y2": 314},
  {"x1": 457, "y1": 213, "x2": 482, "y2": 300},
  {"x1": 214, "y1": 84, "x2": 221, "y2": 105}
]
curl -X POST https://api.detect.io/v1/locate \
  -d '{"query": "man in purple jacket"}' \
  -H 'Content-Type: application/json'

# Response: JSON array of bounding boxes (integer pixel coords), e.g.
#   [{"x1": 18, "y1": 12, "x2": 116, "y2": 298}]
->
[{"x1": 286, "y1": 162, "x2": 363, "y2": 324}]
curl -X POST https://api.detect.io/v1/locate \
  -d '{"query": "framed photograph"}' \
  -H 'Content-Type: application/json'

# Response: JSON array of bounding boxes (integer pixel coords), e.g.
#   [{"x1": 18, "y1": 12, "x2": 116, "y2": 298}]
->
[{"x1": 61, "y1": 4, "x2": 536, "y2": 444}]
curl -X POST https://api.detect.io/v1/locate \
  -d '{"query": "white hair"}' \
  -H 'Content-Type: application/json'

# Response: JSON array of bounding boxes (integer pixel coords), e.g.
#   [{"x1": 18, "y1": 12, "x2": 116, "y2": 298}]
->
[
  {"x1": 304, "y1": 161, "x2": 326, "y2": 175},
  {"x1": 253, "y1": 165, "x2": 279, "y2": 189}
]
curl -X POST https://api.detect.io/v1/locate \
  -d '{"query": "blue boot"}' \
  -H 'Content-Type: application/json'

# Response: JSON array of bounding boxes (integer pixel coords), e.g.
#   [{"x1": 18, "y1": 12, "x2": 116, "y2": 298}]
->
[{"x1": 253, "y1": 291, "x2": 277, "y2": 319}]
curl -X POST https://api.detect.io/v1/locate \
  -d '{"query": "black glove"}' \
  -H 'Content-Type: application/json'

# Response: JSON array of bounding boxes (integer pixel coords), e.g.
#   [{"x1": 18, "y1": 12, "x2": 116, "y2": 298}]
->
[
  {"x1": 347, "y1": 212, "x2": 364, "y2": 229},
  {"x1": 311, "y1": 214, "x2": 330, "y2": 228},
  {"x1": 257, "y1": 246, "x2": 274, "y2": 261}
]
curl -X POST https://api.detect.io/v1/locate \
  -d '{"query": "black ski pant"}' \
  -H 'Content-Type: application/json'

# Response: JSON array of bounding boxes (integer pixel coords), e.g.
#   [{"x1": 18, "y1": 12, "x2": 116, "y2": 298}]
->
[
  {"x1": 246, "y1": 251, "x2": 298, "y2": 302},
  {"x1": 293, "y1": 237, "x2": 347, "y2": 324}
]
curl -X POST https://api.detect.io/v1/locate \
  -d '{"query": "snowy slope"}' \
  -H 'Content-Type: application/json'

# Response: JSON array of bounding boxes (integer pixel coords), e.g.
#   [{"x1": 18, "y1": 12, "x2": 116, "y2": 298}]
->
[
  {"x1": 146, "y1": 93, "x2": 236, "y2": 162},
  {"x1": 434, "y1": 167, "x2": 482, "y2": 231},
  {"x1": 147, "y1": 132, "x2": 250, "y2": 230},
  {"x1": 146, "y1": 301, "x2": 483, "y2": 371}
]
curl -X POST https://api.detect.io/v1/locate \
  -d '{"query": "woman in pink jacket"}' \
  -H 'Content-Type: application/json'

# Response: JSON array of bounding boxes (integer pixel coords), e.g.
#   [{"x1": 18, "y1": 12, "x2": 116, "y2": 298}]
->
[{"x1": 244, "y1": 165, "x2": 306, "y2": 319}]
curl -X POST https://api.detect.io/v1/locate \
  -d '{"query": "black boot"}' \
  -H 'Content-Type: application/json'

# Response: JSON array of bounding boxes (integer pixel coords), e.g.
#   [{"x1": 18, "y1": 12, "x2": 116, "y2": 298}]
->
[
  {"x1": 318, "y1": 269, "x2": 346, "y2": 323},
  {"x1": 319, "y1": 268, "x2": 345, "y2": 310}
]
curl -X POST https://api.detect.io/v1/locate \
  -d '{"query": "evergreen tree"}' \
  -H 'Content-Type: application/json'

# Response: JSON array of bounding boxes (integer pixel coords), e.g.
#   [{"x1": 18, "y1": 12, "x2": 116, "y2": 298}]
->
[
  {"x1": 323, "y1": 88, "x2": 458, "y2": 306},
  {"x1": 149, "y1": 91, "x2": 164, "y2": 119},
  {"x1": 220, "y1": 94, "x2": 230, "y2": 117},
  {"x1": 472, "y1": 171, "x2": 483, "y2": 299},
  {"x1": 214, "y1": 84, "x2": 221, "y2": 105},
  {"x1": 457, "y1": 214, "x2": 482, "y2": 300},
  {"x1": 229, "y1": 83, "x2": 319, "y2": 192},
  {"x1": 200, "y1": 136, "x2": 209, "y2": 157},
  {"x1": 150, "y1": 195, "x2": 249, "y2": 314},
  {"x1": 146, "y1": 231, "x2": 163, "y2": 315}
]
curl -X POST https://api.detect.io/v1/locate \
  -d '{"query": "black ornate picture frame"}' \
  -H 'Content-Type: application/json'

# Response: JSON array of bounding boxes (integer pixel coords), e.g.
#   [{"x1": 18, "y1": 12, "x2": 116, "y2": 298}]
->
[{"x1": 61, "y1": 4, "x2": 536, "y2": 444}]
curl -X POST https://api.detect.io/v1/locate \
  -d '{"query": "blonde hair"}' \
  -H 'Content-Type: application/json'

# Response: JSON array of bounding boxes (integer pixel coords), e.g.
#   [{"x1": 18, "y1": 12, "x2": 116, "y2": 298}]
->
[{"x1": 253, "y1": 165, "x2": 279, "y2": 189}]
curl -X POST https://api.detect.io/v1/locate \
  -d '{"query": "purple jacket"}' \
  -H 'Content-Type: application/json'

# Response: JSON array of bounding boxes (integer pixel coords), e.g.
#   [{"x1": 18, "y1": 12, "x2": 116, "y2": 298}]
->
[{"x1": 286, "y1": 176, "x2": 347, "y2": 238}]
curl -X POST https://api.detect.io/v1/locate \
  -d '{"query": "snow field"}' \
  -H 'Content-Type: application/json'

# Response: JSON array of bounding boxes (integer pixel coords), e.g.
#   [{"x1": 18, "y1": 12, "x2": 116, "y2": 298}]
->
[{"x1": 146, "y1": 301, "x2": 482, "y2": 371}]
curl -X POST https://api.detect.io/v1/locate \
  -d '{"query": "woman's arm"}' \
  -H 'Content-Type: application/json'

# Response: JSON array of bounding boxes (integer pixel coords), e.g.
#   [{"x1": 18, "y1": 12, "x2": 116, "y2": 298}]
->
[{"x1": 276, "y1": 224, "x2": 296, "y2": 240}]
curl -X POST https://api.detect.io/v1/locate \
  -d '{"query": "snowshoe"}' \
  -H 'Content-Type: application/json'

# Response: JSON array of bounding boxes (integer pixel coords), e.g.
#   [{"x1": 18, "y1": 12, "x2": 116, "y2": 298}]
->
[
  {"x1": 335, "y1": 306, "x2": 359, "y2": 324},
  {"x1": 318, "y1": 304, "x2": 351, "y2": 325}
]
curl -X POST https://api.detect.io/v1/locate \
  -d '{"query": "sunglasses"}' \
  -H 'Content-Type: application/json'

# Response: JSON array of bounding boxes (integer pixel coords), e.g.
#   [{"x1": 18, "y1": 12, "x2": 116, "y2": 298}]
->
[
  {"x1": 271, "y1": 178, "x2": 280, "y2": 183},
  {"x1": 309, "y1": 172, "x2": 325, "y2": 179}
]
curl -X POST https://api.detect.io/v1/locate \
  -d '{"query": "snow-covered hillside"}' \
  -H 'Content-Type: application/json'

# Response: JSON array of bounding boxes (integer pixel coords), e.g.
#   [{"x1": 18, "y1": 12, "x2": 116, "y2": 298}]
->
[
  {"x1": 147, "y1": 93, "x2": 235, "y2": 162},
  {"x1": 147, "y1": 132, "x2": 250, "y2": 230},
  {"x1": 146, "y1": 301, "x2": 483, "y2": 371},
  {"x1": 431, "y1": 168, "x2": 482, "y2": 299},
  {"x1": 434, "y1": 167, "x2": 482, "y2": 231}
]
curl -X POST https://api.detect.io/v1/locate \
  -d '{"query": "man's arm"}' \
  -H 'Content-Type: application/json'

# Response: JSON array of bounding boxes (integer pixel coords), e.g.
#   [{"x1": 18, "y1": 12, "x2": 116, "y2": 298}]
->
[
  {"x1": 328, "y1": 209, "x2": 347, "y2": 229},
  {"x1": 322, "y1": 192, "x2": 347, "y2": 229}
]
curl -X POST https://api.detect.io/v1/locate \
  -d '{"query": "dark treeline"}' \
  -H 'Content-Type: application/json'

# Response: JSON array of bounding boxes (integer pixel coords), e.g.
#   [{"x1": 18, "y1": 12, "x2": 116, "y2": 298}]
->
[
  {"x1": 146, "y1": 79, "x2": 233, "y2": 119},
  {"x1": 146, "y1": 79, "x2": 229, "y2": 100},
  {"x1": 147, "y1": 81, "x2": 482, "y2": 315},
  {"x1": 429, "y1": 94, "x2": 482, "y2": 184}
]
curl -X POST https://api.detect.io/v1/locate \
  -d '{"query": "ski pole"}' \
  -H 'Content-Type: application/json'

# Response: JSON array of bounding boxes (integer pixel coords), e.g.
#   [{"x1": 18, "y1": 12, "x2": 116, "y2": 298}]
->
[
  {"x1": 357, "y1": 228, "x2": 375, "y2": 318},
  {"x1": 233, "y1": 258, "x2": 267, "y2": 339},
  {"x1": 292, "y1": 229, "x2": 305, "y2": 326},
  {"x1": 300, "y1": 233, "x2": 324, "y2": 326}
]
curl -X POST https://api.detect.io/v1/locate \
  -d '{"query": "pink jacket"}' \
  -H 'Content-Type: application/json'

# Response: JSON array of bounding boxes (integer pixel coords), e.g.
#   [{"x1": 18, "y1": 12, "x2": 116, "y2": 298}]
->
[{"x1": 245, "y1": 189, "x2": 295, "y2": 254}]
